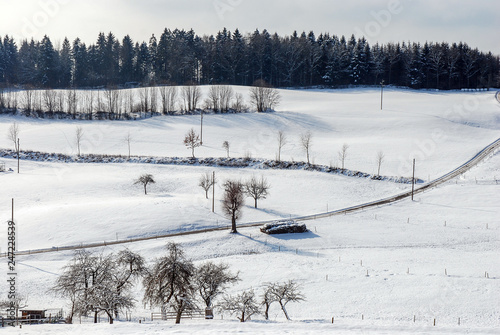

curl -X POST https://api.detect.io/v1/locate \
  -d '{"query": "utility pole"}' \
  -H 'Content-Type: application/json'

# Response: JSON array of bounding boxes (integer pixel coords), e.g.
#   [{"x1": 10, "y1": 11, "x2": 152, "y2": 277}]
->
[
  {"x1": 380, "y1": 80, "x2": 384, "y2": 110},
  {"x1": 17, "y1": 138, "x2": 20, "y2": 173},
  {"x1": 411, "y1": 159, "x2": 415, "y2": 201},
  {"x1": 212, "y1": 171, "x2": 215, "y2": 213},
  {"x1": 200, "y1": 110, "x2": 204, "y2": 145}
]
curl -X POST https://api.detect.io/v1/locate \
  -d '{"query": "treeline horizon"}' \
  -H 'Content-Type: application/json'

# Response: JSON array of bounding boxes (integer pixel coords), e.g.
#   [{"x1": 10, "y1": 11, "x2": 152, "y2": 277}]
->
[{"x1": 0, "y1": 27, "x2": 499, "y2": 90}]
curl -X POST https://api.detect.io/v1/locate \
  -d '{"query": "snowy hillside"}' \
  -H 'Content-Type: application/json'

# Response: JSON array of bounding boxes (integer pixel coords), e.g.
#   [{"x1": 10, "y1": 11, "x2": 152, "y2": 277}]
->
[{"x1": 1, "y1": 87, "x2": 499, "y2": 334}]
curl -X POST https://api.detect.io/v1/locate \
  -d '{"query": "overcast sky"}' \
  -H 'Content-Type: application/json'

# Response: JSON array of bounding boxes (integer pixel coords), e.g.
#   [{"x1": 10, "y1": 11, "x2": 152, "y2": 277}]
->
[{"x1": 1, "y1": 0, "x2": 498, "y2": 54}]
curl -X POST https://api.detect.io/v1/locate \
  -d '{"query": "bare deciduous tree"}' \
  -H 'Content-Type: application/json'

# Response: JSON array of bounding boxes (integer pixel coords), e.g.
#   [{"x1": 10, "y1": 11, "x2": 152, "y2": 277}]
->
[
  {"x1": 43, "y1": 89, "x2": 57, "y2": 113},
  {"x1": 51, "y1": 250, "x2": 137, "y2": 325},
  {"x1": 143, "y1": 243, "x2": 197, "y2": 324},
  {"x1": 184, "y1": 128, "x2": 201, "y2": 158},
  {"x1": 104, "y1": 86, "x2": 121, "y2": 119},
  {"x1": 199, "y1": 172, "x2": 216, "y2": 199},
  {"x1": 195, "y1": 262, "x2": 239, "y2": 308},
  {"x1": 66, "y1": 88, "x2": 78, "y2": 118},
  {"x1": 376, "y1": 151, "x2": 385, "y2": 176},
  {"x1": 22, "y1": 86, "x2": 35, "y2": 112},
  {"x1": 150, "y1": 86, "x2": 158, "y2": 115},
  {"x1": 222, "y1": 140, "x2": 230, "y2": 158},
  {"x1": 134, "y1": 173, "x2": 155, "y2": 195},
  {"x1": 181, "y1": 83, "x2": 201, "y2": 113},
  {"x1": 220, "y1": 289, "x2": 260, "y2": 322},
  {"x1": 249, "y1": 79, "x2": 281, "y2": 113},
  {"x1": 244, "y1": 175, "x2": 270, "y2": 209},
  {"x1": 7, "y1": 122, "x2": 20, "y2": 151},
  {"x1": 338, "y1": 143, "x2": 349, "y2": 169},
  {"x1": 300, "y1": 131, "x2": 312, "y2": 164},
  {"x1": 159, "y1": 85, "x2": 178, "y2": 115},
  {"x1": 124, "y1": 132, "x2": 132, "y2": 158},
  {"x1": 75, "y1": 126, "x2": 84, "y2": 156},
  {"x1": 262, "y1": 280, "x2": 304, "y2": 320},
  {"x1": 222, "y1": 180, "x2": 245, "y2": 233},
  {"x1": 208, "y1": 85, "x2": 234, "y2": 113},
  {"x1": 138, "y1": 87, "x2": 150, "y2": 117},
  {"x1": 231, "y1": 93, "x2": 245, "y2": 113},
  {"x1": 277, "y1": 130, "x2": 287, "y2": 162},
  {"x1": 113, "y1": 249, "x2": 146, "y2": 319}
]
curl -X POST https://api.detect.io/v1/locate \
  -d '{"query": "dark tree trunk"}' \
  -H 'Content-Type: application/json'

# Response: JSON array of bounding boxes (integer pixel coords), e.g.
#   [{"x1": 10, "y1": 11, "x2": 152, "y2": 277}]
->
[
  {"x1": 254, "y1": 198, "x2": 257, "y2": 208},
  {"x1": 264, "y1": 302, "x2": 270, "y2": 320},
  {"x1": 231, "y1": 213, "x2": 237, "y2": 233},
  {"x1": 175, "y1": 310, "x2": 183, "y2": 324},
  {"x1": 94, "y1": 311, "x2": 98, "y2": 323}
]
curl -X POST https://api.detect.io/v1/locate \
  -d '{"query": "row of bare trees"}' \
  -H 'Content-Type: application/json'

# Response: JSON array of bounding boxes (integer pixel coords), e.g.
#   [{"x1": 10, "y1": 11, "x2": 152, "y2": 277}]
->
[
  {"x1": 0, "y1": 82, "x2": 281, "y2": 119},
  {"x1": 52, "y1": 243, "x2": 241, "y2": 325}
]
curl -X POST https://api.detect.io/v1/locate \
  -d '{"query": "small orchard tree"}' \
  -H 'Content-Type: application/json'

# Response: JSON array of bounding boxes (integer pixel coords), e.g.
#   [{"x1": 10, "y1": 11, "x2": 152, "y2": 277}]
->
[
  {"x1": 222, "y1": 180, "x2": 244, "y2": 233},
  {"x1": 338, "y1": 143, "x2": 349, "y2": 169},
  {"x1": 134, "y1": 174, "x2": 155, "y2": 195},
  {"x1": 143, "y1": 243, "x2": 197, "y2": 324},
  {"x1": 222, "y1": 141, "x2": 230, "y2": 158},
  {"x1": 277, "y1": 130, "x2": 287, "y2": 162},
  {"x1": 244, "y1": 176, "x2": 270, "y2": 208},
  {"x1": 51, "y1": 250, "x2": 137, "y2": 325},
  {"x1": 195, "y1": 262, "x2": 240, "y2": 308},
  {"x1": 220, "y1": 289, "x2": 260, "y2": 322},
  {"x1": 300, "y1": 131, "x2": 312, "y2": 164},
  {"x1": 124, "y1": 132, "x2": 132, "y2": 158},
  {"x1": 263, "y1": 280, "x2": 305, "y2": 320},
  {"x1": 376, "y1": 151, "x2": 385, "y2": 176},
  {"x1": 184, "y1": 128, "x2": 201, "y2": 158},
  {"x1": 113, "y1": 249, "x2": 146, "y2": 319},
  {"x1": 75, "y1": 126, "x2": 84, "y2": 156},
  {"x1": 199, "y1": 172, "x2": 216, "y2": 199},
  {"x1": 7, "y1": 122, "x2": 20, "y2": 152}
]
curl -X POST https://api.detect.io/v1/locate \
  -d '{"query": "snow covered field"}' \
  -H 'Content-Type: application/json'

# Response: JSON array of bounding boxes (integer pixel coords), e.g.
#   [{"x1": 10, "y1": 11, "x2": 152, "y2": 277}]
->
[{"x1": 0, "y1": 87, "x2": 499, "y2": 334}]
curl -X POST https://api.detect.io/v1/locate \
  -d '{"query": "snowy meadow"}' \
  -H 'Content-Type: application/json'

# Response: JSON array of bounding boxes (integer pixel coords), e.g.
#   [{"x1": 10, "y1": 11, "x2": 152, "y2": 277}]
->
[{"x1": 0, "y1": 87, "x2": 499, "y2": 334}]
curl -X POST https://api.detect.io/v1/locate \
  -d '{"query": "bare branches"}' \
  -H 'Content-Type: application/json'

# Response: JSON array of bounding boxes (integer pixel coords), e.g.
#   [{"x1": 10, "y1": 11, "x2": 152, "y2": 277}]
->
[
  {"x1": 195, "y1": 262, "x2": 239, "y2": 308},
  {"x1": 143, "y1": 242, "x2": 196, "y2": 324},
  {"x1": 222, "y1": 180, "x2": 245, "y2": 233},
  {"x1": 222, "y1": 140, "x2": 230, "y2": 158},
  {"x1": 249, "y1": 79, "x2": 281, "y2": 113},
  {"x1": 51, "y1": 249, "x2": 139, "y2": 324},
  {"x1": 262, "y1": 280, "x2": 305, "y2": 320},
  {"x1": 134, "y1": 173, "x2": 155, "y2": 195},
  {"x1": 244, "y1": 175, "x2": 270, "y2": 208},
  {"x1": 124, "y1": 132, "x2": 132, "y2": 158},
  {"x1": 183, "y1": 128, "x2": 201, "y2": 158},
  {"x1": 208, "y1": 85, "x2": 234, "y2": 113},
  {"x1": 376, "y1": 151, "x2": 385, "y2": 176},
  {"x1": 199, "y1": 172, "x2": 216, "y2": 199},
  {"x1": 159, "y1": 85, "x2": 178, "y2": 115},
  {"x1": 277, "y1": 130, "x2": 287, "y2": 162},
  {"x1": 220, "y1": 289, "x2": 259, "y2": 322},
  {"x1": 7, "y1": 122, "x2": 20, "y2": 151},
  {"x1": 338, "y1": 143, "x2": 349, "y2": 169},
  {"x1": 75, "y1": 126, "x2": 84, "y2": 156},
  {"x1": 300, "y1": 131, "x2": 312, "y2": 164},
  {"x1": 181, "y1": 83, "x2": 201, "y2": 112}
]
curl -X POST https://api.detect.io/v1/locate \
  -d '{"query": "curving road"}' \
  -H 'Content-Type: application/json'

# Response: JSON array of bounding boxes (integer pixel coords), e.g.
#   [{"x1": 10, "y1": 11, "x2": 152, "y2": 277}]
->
[{"x1": 7, "y1": 135, "x2": 499, "y2": 257}]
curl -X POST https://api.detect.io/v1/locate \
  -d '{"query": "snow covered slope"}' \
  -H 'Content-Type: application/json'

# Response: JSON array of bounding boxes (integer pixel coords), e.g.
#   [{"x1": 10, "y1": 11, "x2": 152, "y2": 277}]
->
[{"x1": 0, "y1": 87, "x2": 499, "y2": 334}]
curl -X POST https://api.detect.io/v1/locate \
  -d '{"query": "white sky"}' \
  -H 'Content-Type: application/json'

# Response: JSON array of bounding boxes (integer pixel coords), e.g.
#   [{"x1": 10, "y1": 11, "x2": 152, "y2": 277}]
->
[{"x1": 0, "y1": 0, "x2": 498, "y2": 54}]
